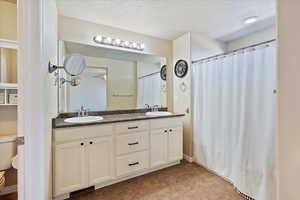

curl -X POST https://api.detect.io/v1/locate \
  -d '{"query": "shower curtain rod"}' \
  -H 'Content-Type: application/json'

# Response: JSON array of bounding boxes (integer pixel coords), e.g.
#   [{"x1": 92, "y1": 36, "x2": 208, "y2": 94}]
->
[
  {"x1": 138, "y1": 71, "x2": 160, "y2": 79},
  {"x1": 192, "y1": 39, "x2": 276, "y2": 64}
]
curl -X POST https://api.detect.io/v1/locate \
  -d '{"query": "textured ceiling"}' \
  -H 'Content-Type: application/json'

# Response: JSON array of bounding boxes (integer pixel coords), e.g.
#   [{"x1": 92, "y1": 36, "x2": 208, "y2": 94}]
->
[{"x1": 56, "y1": 0, "x2": 276, "y2": 40}]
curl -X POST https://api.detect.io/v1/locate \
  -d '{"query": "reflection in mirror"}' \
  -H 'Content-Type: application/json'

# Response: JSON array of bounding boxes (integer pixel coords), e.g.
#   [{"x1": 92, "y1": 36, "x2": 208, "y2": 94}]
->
[
  {"x1": 58, "y1": 41, "x2": 167, "y2": 112},
  {"x1": 64, "y1": 53, "x2": 87, "y2": 76},
  {"x1": 49, "y1": 53, "x2": 87, "y2": 76},
  {"x1": 0, "y1": 48, "x2": 17, "y2": 84}
]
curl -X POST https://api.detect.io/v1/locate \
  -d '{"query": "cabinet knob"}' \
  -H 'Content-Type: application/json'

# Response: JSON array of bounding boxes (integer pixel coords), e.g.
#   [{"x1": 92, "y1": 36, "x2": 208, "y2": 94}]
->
[
  {"x1": 90, "y1": 141, "x2": 93, "y2": 145},
  {"x1": 169, "y1": 129, "x2": 173, "y2": 132},
  {"x1": 164, "y1": 130, "x2": 168, "y2": 133},
  {"x1": 80, "y1": 142, "x2": 84, "y2": 146}
]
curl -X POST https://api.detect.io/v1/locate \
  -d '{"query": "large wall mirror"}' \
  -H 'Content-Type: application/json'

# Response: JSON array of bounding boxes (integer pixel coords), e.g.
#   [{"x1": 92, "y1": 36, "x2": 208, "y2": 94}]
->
[{"x1": 58, "y1": 41, "x2": 167, "y2": 113}]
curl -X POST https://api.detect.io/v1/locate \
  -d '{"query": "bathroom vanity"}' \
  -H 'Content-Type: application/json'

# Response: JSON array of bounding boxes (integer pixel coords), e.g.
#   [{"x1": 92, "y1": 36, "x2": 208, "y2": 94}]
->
[{"x1": 52, "y1": 110, "x2": 184, "y2": 199}]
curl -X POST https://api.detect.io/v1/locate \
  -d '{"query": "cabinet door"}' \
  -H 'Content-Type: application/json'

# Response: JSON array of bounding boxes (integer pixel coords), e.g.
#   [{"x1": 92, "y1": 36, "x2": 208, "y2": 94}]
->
[
  {"x1": 54, "y1": 141, "x2": 88, "y2": 197},
  {"x1": 168, "y1": 126, "x2": 183, "y2": 162},
  {"x1": 150, "y1": 129, "x2": 168, "y2": 167},
  {"x1": 87, "y1": 136, "x2": 114, "y2": 186}
]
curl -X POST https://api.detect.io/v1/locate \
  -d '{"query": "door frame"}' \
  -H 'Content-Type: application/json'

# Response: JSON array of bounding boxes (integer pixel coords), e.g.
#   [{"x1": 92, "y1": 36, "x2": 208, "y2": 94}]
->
[{"x1": 18, "y1": 0, "x2": 54, "y2": 199}]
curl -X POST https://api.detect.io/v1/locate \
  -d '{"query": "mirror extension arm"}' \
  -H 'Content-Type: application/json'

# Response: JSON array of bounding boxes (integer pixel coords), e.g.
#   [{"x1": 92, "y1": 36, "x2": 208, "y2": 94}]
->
[{"x1": 49, "y1": 62, "x2": 64, "y2": 73}]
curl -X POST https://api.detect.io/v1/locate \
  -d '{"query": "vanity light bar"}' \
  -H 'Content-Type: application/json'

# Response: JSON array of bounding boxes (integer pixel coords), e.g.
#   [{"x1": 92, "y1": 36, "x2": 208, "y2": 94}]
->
[{"x1": 93, "y1": 35, "x2": 145, "y2": 51}]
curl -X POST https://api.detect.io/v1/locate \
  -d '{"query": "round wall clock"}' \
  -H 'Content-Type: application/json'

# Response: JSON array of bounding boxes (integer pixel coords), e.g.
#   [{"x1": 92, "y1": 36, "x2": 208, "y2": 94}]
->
[
  {"x1": 160, "y1": 65, "x2": 167, "y2": 81},
  {"x1": 174, "y1": 60, "x2": 188, "y2": 78}
]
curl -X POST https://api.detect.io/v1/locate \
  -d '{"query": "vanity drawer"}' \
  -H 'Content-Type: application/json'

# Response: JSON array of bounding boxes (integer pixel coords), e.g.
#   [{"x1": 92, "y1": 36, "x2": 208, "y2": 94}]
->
[
  {"x1": 116, "y1": 151, "x2": 149, "y2": 177},
  {"x1": 116, "y1": 132, "x2": 149, "y2": 155},
  {"x1": 54, "y1": 125, "x2": 113, "y2": 143},
  {"x1": 150, "y1": 117, "x2": 183, "y2": 129},
  {"x1": 115, "y1": 121, "x2": 149, "y2": 134}
]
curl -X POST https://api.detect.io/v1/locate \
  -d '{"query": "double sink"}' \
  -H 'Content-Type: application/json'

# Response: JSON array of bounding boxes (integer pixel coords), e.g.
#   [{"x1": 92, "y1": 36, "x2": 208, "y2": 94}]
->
[{"x1": 64, "y1": 111, "x2": 173, "y2": 124}]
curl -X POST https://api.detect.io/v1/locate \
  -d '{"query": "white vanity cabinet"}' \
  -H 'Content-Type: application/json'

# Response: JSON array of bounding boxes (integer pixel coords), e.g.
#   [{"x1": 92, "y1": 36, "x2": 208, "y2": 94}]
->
[
  {"x1": 86, "y1": 136, "x2": 114, "y2": 186},
  {"x1": 54, "y1": 140, "x2": 88, "y2": 195},
  {"x1": 150, "y1": 118, "x2": 183, "y2": 167},
  {"x1": 53, "y1": 125, "x2": 115, "y2": 197},
  {"x1": 53, "y1": 116, "x2": 183, "y2": 200}
]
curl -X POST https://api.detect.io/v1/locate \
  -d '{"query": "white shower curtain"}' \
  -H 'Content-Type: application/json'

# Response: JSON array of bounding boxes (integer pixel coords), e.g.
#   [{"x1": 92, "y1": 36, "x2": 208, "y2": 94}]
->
[{"x1": 192, "y1": 42, "x2": 277, "y2": 200}]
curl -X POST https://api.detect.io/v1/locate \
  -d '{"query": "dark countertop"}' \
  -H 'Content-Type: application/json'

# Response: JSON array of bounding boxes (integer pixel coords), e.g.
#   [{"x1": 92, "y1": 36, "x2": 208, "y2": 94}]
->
[{"x1": 53, "y1": 110, "x2": 185, "y2": 129}]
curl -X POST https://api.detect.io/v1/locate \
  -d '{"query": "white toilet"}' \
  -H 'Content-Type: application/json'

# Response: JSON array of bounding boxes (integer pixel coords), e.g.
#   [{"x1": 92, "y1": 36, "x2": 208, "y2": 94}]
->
[{"x1": 0, "y1": 135, "x2": 17, "y2": 192}]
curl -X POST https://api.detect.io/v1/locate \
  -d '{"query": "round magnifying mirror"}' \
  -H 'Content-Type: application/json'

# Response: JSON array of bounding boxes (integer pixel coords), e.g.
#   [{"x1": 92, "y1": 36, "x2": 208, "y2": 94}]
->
[{"x1": 64, "y1": 54, "x2": 87, "y2": 76}]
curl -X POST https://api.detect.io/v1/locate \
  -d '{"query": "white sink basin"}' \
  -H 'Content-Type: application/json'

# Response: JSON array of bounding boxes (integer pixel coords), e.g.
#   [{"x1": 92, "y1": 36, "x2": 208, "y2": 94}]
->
[
  {"x1": 64, "y1": 116, "x2": 104, "y2": 124},
  {"x1": 145, "y1": 111, "x2": 172, "y2": 117}
]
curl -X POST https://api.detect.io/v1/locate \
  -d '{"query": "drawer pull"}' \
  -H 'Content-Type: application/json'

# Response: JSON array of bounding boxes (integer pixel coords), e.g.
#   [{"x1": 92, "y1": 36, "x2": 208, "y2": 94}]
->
[
  {"x1": 80, "y1": 142, "x2": 84, "y2": 146},
  {"x1": 90, "y1": 141, "x2": 93, "y2": 144},
  {"x1": 128, "y1": 142, "x2": 139, "y2": 146},
  {"x1": 128, "y1": 162, "x2": 139, "y2": 166},
  {"x1": 164, "y1": 129, "x2": 168, "y2": 133},
  {"x1": 128, "y1": 126, "x2": 138, "y2": 129}
]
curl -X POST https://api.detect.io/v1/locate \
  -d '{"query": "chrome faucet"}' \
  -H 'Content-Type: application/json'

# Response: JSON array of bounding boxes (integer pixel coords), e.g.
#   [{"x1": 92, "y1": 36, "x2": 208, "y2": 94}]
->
[
  {"x1": 78, "y1": 105, "x2": 88, "y2": 117},
  {"x1": 145, "y1": 104, "x2": 151, "y2": 110},
  {"x1": 152, "y1": 105, "x2": 159, "y2": 112}
]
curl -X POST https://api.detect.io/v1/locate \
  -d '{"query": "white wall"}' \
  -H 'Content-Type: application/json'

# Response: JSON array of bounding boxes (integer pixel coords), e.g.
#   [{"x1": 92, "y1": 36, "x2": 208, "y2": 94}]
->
[
  {"x1": 191, "y1": 33, "x2": 226, "y2": 61},
  {"x1": 226, "y1": 26, "x2": 276, "y2": 51},
  {"x1": 173, "y1": 33, "x2": 192, "y2": 156},
  {"x1": 58, "y1": 16, "x2": 174, "y2": 110},
  {"x1": 277, "y1": 1, "x2": 300, "y2": 200}
]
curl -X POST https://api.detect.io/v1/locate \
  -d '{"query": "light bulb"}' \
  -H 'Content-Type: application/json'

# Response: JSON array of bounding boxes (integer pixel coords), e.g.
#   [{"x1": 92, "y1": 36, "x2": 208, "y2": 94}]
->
[
  {"x1": 105, "y1": 37, "x2": 112, "y2": 44},
  {"x1": 115, "y1": 38, "x2": 121, "y2": 46},
  {"x1": 132, "y1": 42, "x2": 137, "y2": 49},
  {"x1": 94, "y1": 35, "x2": 103, "y2": 43},
  {"x1": 124, "y1": 41, "x2": 130, "y2": 47},
  {"x1": 140, "y1": 43, "x2": 145, "y2": 50}
]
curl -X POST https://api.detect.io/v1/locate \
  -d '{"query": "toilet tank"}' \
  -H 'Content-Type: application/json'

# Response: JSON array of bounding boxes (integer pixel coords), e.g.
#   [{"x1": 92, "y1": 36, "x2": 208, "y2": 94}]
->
[{"x1": 0, "y1": 135, "x2": 17, "y2": 171}]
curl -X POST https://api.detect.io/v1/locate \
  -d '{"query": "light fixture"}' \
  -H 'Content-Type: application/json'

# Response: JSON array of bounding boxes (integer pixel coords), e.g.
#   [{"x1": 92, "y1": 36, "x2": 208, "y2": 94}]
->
[
  {"x1": 244, "y1": 16, "x2": 258, "y2": 24},
  {"x1": 93, "y1": 35, "x2": 145, "y2": 51}
]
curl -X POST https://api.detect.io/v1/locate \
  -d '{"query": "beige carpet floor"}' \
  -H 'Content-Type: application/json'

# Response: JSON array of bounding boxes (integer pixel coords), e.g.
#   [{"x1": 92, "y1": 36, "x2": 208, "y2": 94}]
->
[{"x1": 70, "y1": 161, "x2": 244, "y2": 200}]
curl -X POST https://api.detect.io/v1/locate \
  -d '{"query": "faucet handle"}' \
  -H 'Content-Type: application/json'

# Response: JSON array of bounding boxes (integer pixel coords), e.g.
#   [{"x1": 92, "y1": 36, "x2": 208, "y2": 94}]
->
[{"x1": 84, "y1": 108, "x2": 90, "y2": 117}]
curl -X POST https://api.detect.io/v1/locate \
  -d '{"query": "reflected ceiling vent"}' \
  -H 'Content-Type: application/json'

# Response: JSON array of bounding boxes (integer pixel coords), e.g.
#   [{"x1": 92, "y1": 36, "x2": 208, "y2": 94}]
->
[{"x1": 93, "y1": 35, "x2": 145, "y2": 51}]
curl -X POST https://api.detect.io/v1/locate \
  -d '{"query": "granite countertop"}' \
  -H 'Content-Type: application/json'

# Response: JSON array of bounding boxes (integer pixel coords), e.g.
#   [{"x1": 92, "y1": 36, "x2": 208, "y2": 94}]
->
[{"x1": 53, "y1": 110, "x2": 185, "y2": 129}]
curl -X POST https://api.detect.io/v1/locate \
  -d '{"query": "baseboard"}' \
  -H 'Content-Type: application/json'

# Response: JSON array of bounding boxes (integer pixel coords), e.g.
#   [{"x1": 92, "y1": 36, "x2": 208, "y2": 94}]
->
[
  {"x1": 0, "y1": 184, "x2": 17, "y2": 196},
  {"x1": 183, "y1": 154, "x2": 194, "y2": 163}
]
